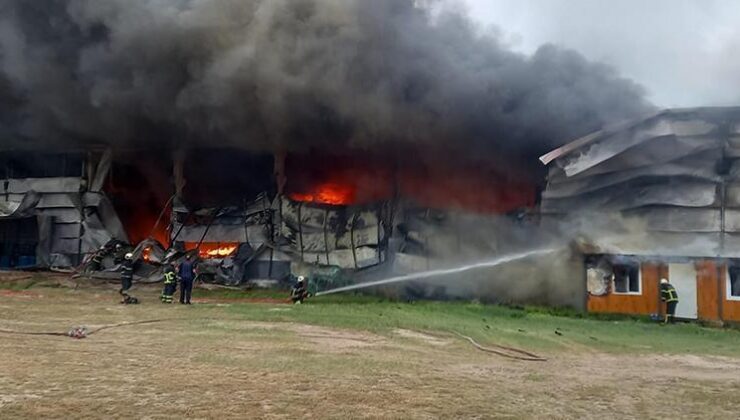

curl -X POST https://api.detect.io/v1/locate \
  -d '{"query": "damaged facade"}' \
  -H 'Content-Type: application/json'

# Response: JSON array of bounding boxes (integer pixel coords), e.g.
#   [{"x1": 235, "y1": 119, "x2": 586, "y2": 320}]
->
[
  {"x1": 0, "y1": 150, "x2": 127, "y2": 268},
  {"x1": 541, "y1": 107, "x2": 740, "y2": 322},
  {"x1": 2, "y1": 144, "x2": 561, "y2": 303}
]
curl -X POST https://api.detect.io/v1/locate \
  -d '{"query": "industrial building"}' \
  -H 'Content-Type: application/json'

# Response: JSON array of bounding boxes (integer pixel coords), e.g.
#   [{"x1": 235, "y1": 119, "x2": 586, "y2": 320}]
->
[{"x1": 541, "y1": 107, "x2": 740, "y2": 322}]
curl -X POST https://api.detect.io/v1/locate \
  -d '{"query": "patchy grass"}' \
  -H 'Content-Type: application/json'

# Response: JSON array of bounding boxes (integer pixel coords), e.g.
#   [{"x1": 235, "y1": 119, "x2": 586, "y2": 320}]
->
[
  {"x1": 1, "y1": 277, "x2": 740, "y2": 418},
  {"x1": 204, "y1": 292, "x2": 740, "y2": 357}
]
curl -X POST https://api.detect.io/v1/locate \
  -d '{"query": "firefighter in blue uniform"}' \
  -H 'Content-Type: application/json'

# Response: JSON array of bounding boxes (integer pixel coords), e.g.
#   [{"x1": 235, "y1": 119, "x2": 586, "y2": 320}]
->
[
  {"x1": 660, "y1": 278, "x2": 679, "y2": 324},
  {"x1": 161, "y1": 264, "x2": 177, "y2": 303}
]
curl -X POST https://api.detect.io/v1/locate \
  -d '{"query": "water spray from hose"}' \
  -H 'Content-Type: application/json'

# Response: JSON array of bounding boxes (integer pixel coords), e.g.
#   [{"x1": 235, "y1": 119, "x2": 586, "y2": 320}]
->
[{"x1": 315, "y1": 247, "x2": 559, "y2": 296}]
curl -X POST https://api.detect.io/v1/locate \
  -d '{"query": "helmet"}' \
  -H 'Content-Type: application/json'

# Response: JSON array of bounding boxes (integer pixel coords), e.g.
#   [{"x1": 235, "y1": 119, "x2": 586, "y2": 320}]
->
[
  {"x1": 660, "y1": 278, "x2": 669, "y2": 284},
  {"x1": 297, "y1": 276, "x2": 305, "y2": 283},
  {"x1": 125, "y1": 253, "x2": 134, "y2": 260}
]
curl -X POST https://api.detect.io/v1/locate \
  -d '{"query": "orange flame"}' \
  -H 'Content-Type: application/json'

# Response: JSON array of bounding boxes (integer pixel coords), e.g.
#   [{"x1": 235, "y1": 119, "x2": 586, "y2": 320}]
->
[
  {"x1": 142, "y1": 246, "x2": 152, "y2": 262},
  {"x1": 205, "y1": 245, "x2": 238, "y2": 257},
  {"x1": 289, "y1": 181, "x2": 356, "y2": 205},
  {"x1": 185, "y1": 242, "x2": 238, "y2": 258}
]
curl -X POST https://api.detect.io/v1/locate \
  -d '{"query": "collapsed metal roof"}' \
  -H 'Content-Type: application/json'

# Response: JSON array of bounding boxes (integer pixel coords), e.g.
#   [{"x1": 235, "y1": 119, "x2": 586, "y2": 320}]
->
[{"x1": 540, "y1": 106, "x2": 740, "y2": 258}]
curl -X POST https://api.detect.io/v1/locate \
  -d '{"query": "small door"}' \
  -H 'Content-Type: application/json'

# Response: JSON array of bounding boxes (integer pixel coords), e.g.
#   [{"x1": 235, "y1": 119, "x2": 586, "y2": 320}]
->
[{"x1": 668, "y1": 263, "x2": 698, "y2": 319}]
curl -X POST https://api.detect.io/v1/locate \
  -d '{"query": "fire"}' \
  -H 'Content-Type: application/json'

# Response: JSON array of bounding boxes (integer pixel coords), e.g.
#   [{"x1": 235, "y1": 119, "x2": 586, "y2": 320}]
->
[
  {"x1": 289, "y1": 181, "x2": 356, "y2": 205},
  {"x1": 284, "y1": 151, "x2": 536, "y2": 213},
  {"x1": 185, "y1": 242, "x2": 239, "y2": 258},
  {"x1": 205, "y1": 245, "x2": 238, "y2": 257}
]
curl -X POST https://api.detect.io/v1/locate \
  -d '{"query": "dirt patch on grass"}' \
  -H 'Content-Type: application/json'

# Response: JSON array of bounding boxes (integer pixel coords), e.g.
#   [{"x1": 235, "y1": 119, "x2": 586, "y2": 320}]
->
[
  {"x1": 394, "y1": 329, "x2": 451, "y2": 346},
  {"x1": 0, "y1": 290, "x2": 43, "y2": 298},
  {"x1": 1, "y1": 282, "x2": 739, "y2": 418},
  {"x1": 294, "y1": 324, "x2": 386, "y2": 350},
  {"x1": 193, "y1": 297, "x2": 289, "y2": 305}
]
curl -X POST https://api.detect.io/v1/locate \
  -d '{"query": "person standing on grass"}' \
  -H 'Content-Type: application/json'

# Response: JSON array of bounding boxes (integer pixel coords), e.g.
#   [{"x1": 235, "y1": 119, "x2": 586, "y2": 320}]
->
[
  {"x1": 178, "y1": 254, "x2": 196, "y2": 305},
  {"x1": 160, "y1": 263, "x2": 177, "y2": 304},
  {"x1": 660, "y1": 278, "x2": 679, "y2": 324},
  {"x1": 119, "y1": 252, "x2": 138, "y2": 304}
]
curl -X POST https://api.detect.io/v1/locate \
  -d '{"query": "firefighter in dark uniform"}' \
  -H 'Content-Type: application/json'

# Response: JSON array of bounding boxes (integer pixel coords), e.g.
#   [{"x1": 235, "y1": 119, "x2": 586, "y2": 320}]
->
[
  {"x1": 120, "y1": 252, "x2": 138, "y2": 304},
  {"x1": 291, "y1": 276, "x2": 310, "y2": 304},
  {"x1": 88, "y1": 250, "x2": 104, "y2": 272},
  {"x1": 660, "y1": 278, "x2": 679, "y2": 324},
  {"x1": 161, "y1": 264, "x2": 177, "y2": 303}
]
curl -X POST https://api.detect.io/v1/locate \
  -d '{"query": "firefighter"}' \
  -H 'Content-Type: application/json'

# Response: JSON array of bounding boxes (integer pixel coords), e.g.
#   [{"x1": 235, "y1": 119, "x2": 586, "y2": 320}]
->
[
  {"x1": 88, "y1": 249, "x2": 104, "y2": 272},
  {"x1": 161, "y1": 264, "x2": 177, "y2": 303},
  {"x1": 291, "y1": 276, "x2": 310, "y2": 304},
  {"x1": 178, "y1": 254, "x2": 196, "y2": 305},
  {"x1": 660, "y1": 278, "x2": 679, "y2": 324},
  {"x1": 120, "y1": 253, "x2": 138, "y2": 304}
]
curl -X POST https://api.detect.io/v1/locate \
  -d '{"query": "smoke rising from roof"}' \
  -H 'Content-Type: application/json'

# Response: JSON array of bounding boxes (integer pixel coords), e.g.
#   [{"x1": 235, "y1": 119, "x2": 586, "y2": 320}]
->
[{"x1": 0, "y1": 0, "x2": 652, "y2": 157}]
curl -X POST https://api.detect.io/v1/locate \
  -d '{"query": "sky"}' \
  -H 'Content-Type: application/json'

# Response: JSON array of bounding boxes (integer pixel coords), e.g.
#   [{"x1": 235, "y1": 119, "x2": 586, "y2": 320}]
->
[{"x1": 463, "y1": 0, "x2": 740, "y2": 108}]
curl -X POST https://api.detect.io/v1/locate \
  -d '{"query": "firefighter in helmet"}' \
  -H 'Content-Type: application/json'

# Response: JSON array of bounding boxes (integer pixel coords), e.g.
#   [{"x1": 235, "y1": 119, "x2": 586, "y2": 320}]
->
[
  {"x1": 120, "y1": 252, "x2": 138, "y2": 304},
  {"x1": 660, "y1": 278, "x2": 679, "y2": 324},
  {"x1": 291, "y1": 276, "x2": 310, "y2": 304},
  {"x1": 161, "y1": 263, "x2": 177, "y2": 303}
]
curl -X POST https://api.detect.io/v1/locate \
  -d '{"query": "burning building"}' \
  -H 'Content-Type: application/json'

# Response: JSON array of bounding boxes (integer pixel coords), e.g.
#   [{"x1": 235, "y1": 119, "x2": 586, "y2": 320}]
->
[
  {"x1": 0, "y1": 0, "x2": 657, "y2": 307},
  {"x1": 0, "y1": 144, "x2": 540, "y2": 288},
  {"x1": 541, "y1": 107, "x2": 740, "y2": 322}
]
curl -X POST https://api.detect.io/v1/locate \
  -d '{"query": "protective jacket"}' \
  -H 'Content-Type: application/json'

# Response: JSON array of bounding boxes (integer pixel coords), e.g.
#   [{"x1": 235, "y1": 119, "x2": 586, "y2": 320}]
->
[
  {"x1": 660, "y1": 284, "x2": 679, "y2": 302},
  {"x1": 163, "y1": 267, "x2": 176, "y2": 284},
  {"x1": 161, "y1": 265, "x2": 177, "y2": 303},
  {"x1": 121, "y1": 260, "x2": 134, "y2": 281}
]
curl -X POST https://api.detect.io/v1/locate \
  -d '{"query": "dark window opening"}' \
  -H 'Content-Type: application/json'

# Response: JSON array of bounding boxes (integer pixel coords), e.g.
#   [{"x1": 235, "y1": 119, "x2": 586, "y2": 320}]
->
[
  {"x1": 728, "y1": 263, "x2": 740, "y2": 298},
  {"x1": 613, "y1": 263, "x2": 640, "y2": 294},
  {"x1": 0, "y1": 218, "x2": 38, "y2": 268},
  {"x1": 0, "y1": 152, "x2": 84, "y2": 178}
]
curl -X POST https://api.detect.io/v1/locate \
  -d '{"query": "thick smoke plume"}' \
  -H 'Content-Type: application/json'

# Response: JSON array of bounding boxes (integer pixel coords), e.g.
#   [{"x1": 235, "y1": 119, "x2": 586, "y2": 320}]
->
[{"x1": 0, "y1": 0, "x2": 652, "y2": 157}]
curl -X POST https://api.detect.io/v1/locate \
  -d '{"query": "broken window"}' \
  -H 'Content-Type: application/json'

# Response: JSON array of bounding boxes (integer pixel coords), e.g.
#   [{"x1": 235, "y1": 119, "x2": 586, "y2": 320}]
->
[
  {"x1": 612, "y1": 262, "x2": 640, "y2": 294},
  {"x1": 727, "y1": 263, "x2": 740, "y2": 300},
  {"x1": 585, "y1": 255, "x2": 611, "y2": 296}
]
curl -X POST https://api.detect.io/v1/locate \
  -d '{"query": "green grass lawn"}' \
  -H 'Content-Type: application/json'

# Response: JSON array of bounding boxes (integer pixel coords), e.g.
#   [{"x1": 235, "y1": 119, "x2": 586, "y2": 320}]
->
[{"x1": 190, "y1": 289, "x2": 740, "y2": 357}]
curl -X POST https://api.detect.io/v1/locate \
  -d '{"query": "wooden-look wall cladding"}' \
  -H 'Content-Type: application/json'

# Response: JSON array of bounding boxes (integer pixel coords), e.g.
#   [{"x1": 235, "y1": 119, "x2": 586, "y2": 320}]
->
[
  {"x1": 696, "y1": 261, "x2": 720, "y2": 321},
  {"x1": 588, "y1": 263, "x2": 661, "y2": 315},
  {"x1": 588, "y1": 260, "x2": 740, "y2": 323}
]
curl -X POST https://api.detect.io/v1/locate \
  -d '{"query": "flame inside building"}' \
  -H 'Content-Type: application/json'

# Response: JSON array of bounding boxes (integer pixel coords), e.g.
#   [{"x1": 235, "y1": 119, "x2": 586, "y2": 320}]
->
[{"x1": 0, "y1": 145, "x2": 539, "y2": 282}]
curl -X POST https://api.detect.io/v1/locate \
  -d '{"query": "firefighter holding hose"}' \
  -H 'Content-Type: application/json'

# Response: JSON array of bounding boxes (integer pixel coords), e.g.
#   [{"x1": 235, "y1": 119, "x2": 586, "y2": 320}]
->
[
  {"x1": 660, "y1": 278, "x2": 679, "y2": 324},
  {"x1": 291, "y1": 276, "x2": 310, "y2": 304}
]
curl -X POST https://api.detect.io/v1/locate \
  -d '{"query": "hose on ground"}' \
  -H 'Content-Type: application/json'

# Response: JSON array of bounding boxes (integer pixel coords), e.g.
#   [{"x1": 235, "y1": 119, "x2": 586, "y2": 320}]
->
[{"x1": 452, "y1": 331, "x2": 547, "y2": 362}]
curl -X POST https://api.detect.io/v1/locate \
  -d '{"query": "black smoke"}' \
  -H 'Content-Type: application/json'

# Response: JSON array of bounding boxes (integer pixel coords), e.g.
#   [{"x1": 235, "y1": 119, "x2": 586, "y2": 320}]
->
[{"x1": 0, "y1": 0, "x2": 653, "y2": 157}]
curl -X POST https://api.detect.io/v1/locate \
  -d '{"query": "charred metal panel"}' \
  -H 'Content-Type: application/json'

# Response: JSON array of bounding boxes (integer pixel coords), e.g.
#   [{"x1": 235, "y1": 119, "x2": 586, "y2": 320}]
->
[{"x1": 541, "y1": 107, "x2": 740, "y2": 258}]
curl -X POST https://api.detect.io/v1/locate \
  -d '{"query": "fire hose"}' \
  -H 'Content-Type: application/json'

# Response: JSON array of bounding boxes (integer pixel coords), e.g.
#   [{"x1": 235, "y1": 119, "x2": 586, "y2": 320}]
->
[
  {"x1": 451, "y1": 331, "x2": 547, "y2": 362},
  {"x1": 0, "y1": 319, "x2": 175, "y2": 339},
  {"x1": 1, "y1": 321, "x2": 546, "y2": 361}
]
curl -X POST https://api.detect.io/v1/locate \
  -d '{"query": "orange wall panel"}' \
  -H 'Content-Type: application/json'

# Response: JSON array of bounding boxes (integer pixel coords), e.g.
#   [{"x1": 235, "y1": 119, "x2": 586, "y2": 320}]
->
[
  {"x1": 696, "y1": 261, "x2": 721, "y2": 321},
  {"x1": 588, "y1": 263, "x2": 661, "y2": 315}
]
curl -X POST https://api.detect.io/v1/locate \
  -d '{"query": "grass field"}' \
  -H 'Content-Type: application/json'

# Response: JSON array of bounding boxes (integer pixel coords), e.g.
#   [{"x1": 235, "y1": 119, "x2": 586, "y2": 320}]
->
[{"x1": 1, "y1": 273, "x2": 740, "y2": 418}]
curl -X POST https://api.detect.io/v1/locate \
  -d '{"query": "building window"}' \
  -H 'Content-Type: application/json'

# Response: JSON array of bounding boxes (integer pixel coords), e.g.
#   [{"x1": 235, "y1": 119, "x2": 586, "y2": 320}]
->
[
  {"x1": 727, "y1": 264, "x2": 740, "y2": 300},
  {"x1": 612, "y1": 263, "x2": 641, "y2": 295}
]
